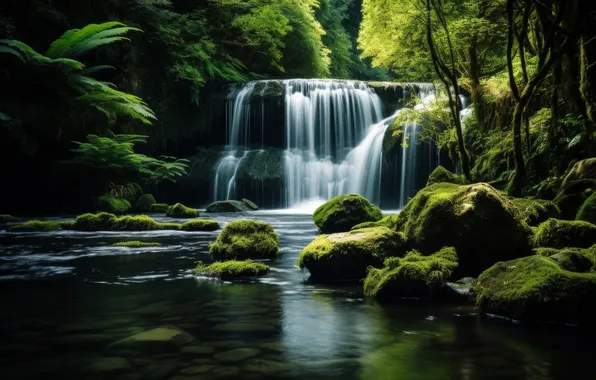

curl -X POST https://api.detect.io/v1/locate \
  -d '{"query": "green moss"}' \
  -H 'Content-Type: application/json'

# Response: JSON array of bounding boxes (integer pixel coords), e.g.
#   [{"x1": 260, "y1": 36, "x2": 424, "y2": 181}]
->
[
  {"x1": 512, "y1": 197, "x2": 561, "y2": 226},
  {"x1": 181, "y1": 219, "x2": 220, "y2": 231},
  {"x1": 297, "y1": 227, "x2": 406, "y2": 282},
  {"x1": 150, "y1": 203, "x2": 169, "y2": 212},
  {"x1": 397, "y1": 182, "x2": 532, "y2": 276},
  {"x1": 577, "y1": 192, "x2": 596, "y2": 225},
  {"x1": 210, "y1": 220, "x2": 279, "y2": 260},
  {"x1": 114, "y1": 241, "x2": 162, "y2": 247},
  {"x1": 206, "y1": 200, "x2": 250, "y2": 213},
  {"x1": 364, "y1": 247, "x2": 458, "y2": 298},
  {"x1": 96, "y1": 195, "x2": 131, "y2": 215},
  {"x1": 0, "y1": 214, "x2": 20, "y2": 224},
  {"x1": 196, "y1": 260, "x2": 269, "y2": 280},
  {"x1": 471, "y1": 136, "x2": 514, "y2": 181},
  {"x1": 72, "y1": 212, "x2": 181, "y2": 231},
  {"x1": 555, "y1": 158, "x2": 596, "y2": 219},
  {"x1": 241, "y1": 198, "x2": 259, "y2": 210},
  {"x1": 59, "y1": 221, "x2": 75, "y2": 230},
  {"x1": 8, "y1": 220, "x2": 63, "y2": 232},
  {"x1": 474, "y1": 255, "x2": 596, "y2": 323},
  {"x1": 426, "y1": 166, "x2": 464, "y2": 186},
  {"x1": 534, "y1": 218, "x2": 596, "y2": 249},
  {"x1": 351, "y1": 214, "x2": 400, "y2": 231},
  {"x1": 313, "y1": 194, "x2": 383, "y2": 233},
  {"x1": 136, "y1": 194, "x2": 156, "y2": 212},
  {"x1": 166, "y1": 203, "x2": 199, "y2": 218}
]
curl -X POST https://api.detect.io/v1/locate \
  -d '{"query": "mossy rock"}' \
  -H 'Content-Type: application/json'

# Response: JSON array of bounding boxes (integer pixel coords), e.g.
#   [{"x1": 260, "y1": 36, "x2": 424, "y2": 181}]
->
[
  {"x1": 196, "y1": 260, "x2": 269, "y2": 280},
  {"x1": 166, "y1": 203, "x2": 199, "y2": 218},
  {"x1": 426, "y1": 166, "x2": 464, "y2": 186},
  {"x1": 0, "y1": 214, "x2": 20, "y2": 224},
  {"x1": 241, "y1": 198, "x2": 259, "y2": 210},
  {"x1": 150, "y1": 203, "x2": 169, "y2": 213},
  {"x1": 313, "y1": 194, "x2": 383, "y2": 233},
  {"x1": 297, "y1": 227, "x2": 406, "y2": 282},
  {"x1": 554, "y1": 158, "x2": 596, "y2": 218},
  {"x1": 397, "y1": 183, "x2": 533, "y2": 276},
  {"x1": 351, "y1": 214, "x2": 400, "y2": 231},
  {"x1": 96, "y1": 195, "x2": 131, "y2": 215},
  {"x1": 206, "y1": 200, "x2": 250, "y2": 213},
  {"x1": 72, "y1": 212, "x2": 181, "y2": 231},
  {"x1": 114, "y1": 241, "x2": 162, "y2": 248},
  {"x1": 181, "y1": 219, "x2": 221, "y2": 232},
  {"x1": 136, "y1": 194, "x2": 156, "y2": 212},
  {"x1": 210, "y1": 220, "x2": 279, "y2": 260},
  {"x1": 9, "y1": 220, "x2": 64, "y2": 232},
  {"x1": 512, "y1": 198, "x2": 561, "y2": 226},
  {"x1": 364, "y1": 247, "x2": 458, "y2": 298},
  {"x1": 474, "y1": 255, "x2": 596, "y2": 323},
  {"x1": 471, "y1": 136, "x2": 514, "y2": 181},
  {"x1": 577, "y1": 192, "x2": 596, "y2": 225},
  {"x1": 534, "y1": 218, "x2": 596, "y2": 249}
]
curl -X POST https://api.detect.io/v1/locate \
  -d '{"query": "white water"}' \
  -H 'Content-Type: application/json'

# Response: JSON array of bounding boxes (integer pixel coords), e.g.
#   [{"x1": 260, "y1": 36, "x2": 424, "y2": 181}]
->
[{"x1": 213, "y1": 79, "x2": 451, "y2": 208}]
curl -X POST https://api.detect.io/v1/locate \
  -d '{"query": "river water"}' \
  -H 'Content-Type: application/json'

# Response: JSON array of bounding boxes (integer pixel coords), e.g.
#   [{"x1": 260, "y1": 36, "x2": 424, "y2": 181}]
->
[{"x1": 0, "y1": 212, "x2": 593, "y2": 380}]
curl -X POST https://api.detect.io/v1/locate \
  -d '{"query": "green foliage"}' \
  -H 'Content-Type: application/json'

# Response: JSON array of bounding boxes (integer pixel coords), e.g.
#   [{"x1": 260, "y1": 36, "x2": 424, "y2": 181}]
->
[
  {"x1": 471, "y1": 135, "x2": 514, "y2": 181},
  {"x1": 534, "y1": 218, "x2": 596, "y2": 249},
  {"x1": 165, "y1": 203, "x2": 199, "y2": 218},
  {"x1": 136, "y1": 194, "x2": 157, "y2": 212},
  {"x1": 114, "y1": 241, "x2": 161, "y2": 247},
  {"x1": 210, "y1": 220, "x2": 279, "y2": 261},
  {"x1": 297, "y1": 227, "x2": 406, "y2": 281},
  {"x1": 96, "y1": 195, "x2": 131, "y2": 215},
  {"x1": 196, "y1": 260, "x2": 269, "y2": 280},
  {"x1": 317, "y1": 0, "x2": 353, "y2": 78},
  {"x1": 313, "y1": 194, "x2": 383, "y2": 233},
  {"x1": 474, "y1": 255, "x2": 596, "y2": 323},
  {"x1": 70, "y1": 133, "x2": 189, "y2": 185},
  {"x1": 8, "y1": 220, "x2": 64, "y2": 232},
  {"x1": 577, "y1": 193, "x2": 596, "y2": 225},
  {"x1": 181, "y1": 219, "x2": 221, "y2": 232},
  {"x1": 363, "y1": 247, "x2": 459, "y2": 298}
]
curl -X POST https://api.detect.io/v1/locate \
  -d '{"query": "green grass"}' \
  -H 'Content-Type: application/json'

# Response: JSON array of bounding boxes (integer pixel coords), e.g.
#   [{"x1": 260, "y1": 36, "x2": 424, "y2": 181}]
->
[{"x1": 196, "y1": 260, "x2": 269, "y2": 280}]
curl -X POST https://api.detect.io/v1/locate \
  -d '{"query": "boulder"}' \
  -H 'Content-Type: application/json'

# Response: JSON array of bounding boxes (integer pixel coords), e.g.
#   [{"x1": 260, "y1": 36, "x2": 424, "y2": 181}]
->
[
  {"x1": 210, "y1": 220, "x2": 278, "y2": 260},
  {"x1": 512, "y1": 198, "x2": 560, "y2": 226},
  {"x1": 474, "y1": 255, "x2": 596, "y2": 324},
  {"x1": 555, "y1": 158, "x2": 596, "y2": 218},
  {"x1": 195, "y1": 260, "x2": 269, "y2": 280},
  {"x1": 166, "y1": 203, "x2": 199, "y2": 218},
  {"x1": 206, "y1": 200, "x2": 250, "y2": 213},
  {"x1": 363, "y1": 247, "x2": 458, "y2": 298},
  {"x1": 180, "y1": 219, "x2": 220, "y2": 231},
  {"x1": 297, "y1": 227, "x2": 405, "y2": 282},
  {"x1": 150, "y1": 203, "x2": 169, "y2": 213},
  {"x1": 241, "y1": 198, "x2": 259, "y2": 210},
  {"x1": 313, "y1": 194, "x2": 383, "y2": 233},
  {"x1": 95, "y1": 195, "x2": 131, "y2": 215},
  {"x1": 426, "y1": 166, "x2": 464, "y2": 186},
  {"x1": 397, "y1": 183, "x2": 533, "y2": 276},
  {"x1": 577, "y1": 192, "x2": 596, "y2": 225},
  {"x1": 534, "y1": 218, "x2": 596, "y2": 249},
  {"x1": 136, "y1": 194, "x2": 156, "y2": 212}
]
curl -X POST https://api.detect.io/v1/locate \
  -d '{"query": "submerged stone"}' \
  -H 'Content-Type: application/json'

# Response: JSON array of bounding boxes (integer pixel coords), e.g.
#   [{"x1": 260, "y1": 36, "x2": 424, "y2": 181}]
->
[
  {"x1": 313, "y1": 194, "x2": 383, "y2": 233},
  {"x1": 297, "y1": 227, "x2": 405, "y2": 282},
  {"x1": 213, "y1": 348, "x2": 260, "y2": 362},
  {"x1": 397, "y1": 182, "x2": 533, "y2": 276},
  {"x1": 210, "y1": 220, "x2": 278, "y2": 260}
]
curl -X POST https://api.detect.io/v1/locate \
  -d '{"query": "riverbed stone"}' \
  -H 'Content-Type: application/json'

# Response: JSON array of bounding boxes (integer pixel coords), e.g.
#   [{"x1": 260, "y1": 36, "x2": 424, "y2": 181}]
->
[
  {"x1": 297, "y1": 226, "x2": 406, "y2": 282},
  {"x1": 180, "y1": 345, "x2": 215, "y2": 355},
  {"x1": 244, "y1": 359, "x2": 293, "y2": 375},
  {"x1": 110, "y1": 327, "x2": 195, "y2": 352},
  {"x1": 313, "y1": 194, "x2": 383, "y2": 233},
  {"x1": 178, "y1": 365, "x2": 215, "y2": 375},
  {"x1": 87, "y1": 357, "x2": 132, "y2": 372},
  {"x1": 213, "y1": 322, "x2": 277, "y2": 333},
  {"x1": 213, "y1": 348, "x2": 261, "y2": 362}
]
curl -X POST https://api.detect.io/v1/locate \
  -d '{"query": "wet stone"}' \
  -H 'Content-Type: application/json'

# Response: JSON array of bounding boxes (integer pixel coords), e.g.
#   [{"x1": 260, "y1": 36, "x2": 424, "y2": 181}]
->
[
  {"x1": 213, "y1": 348, "x2": 261, "y2": 362},
  {"x1": 180, "y1": 345, "x2": 215, "y2": 355},
  {"x1": 244, "y1": 358, "x2": 294, "y2": 375},
  {"x1": 87, "y1": 357, "x2": 132, "y2": 372},
  {"x1": 178, "y1": 365, "x2": 215, "y2": 375}
]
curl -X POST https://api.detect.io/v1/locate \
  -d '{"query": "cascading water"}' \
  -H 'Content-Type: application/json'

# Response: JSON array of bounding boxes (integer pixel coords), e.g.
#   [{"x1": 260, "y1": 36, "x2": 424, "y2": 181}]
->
[{"x1": 212, "y1": 79, "x2": 451, "y2": 209}]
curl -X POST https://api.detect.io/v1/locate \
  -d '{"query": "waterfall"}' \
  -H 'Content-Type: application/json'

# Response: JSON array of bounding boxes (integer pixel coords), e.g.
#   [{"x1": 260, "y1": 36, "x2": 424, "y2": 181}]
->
[{"x1": 212, "y1": 79, "x2": 444, "y2": 209}]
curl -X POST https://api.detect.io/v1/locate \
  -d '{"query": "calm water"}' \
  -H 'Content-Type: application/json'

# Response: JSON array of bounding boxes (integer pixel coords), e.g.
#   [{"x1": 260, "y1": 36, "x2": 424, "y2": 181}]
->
[{"x1": 0, "y1": 212, "x2": 594, "y2": 380}]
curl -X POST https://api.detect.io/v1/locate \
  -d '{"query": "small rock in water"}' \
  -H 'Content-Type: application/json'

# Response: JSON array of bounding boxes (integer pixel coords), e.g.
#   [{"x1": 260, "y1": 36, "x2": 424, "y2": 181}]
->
[{"x1": 213, "y1": 348, "x2": 261, "y2": 362}]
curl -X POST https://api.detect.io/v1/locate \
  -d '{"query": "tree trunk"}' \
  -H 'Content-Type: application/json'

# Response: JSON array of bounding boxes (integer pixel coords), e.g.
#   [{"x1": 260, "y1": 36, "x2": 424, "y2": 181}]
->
[{"x1": 469, "y1": 38, "x2": 486, "y2": 130}]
